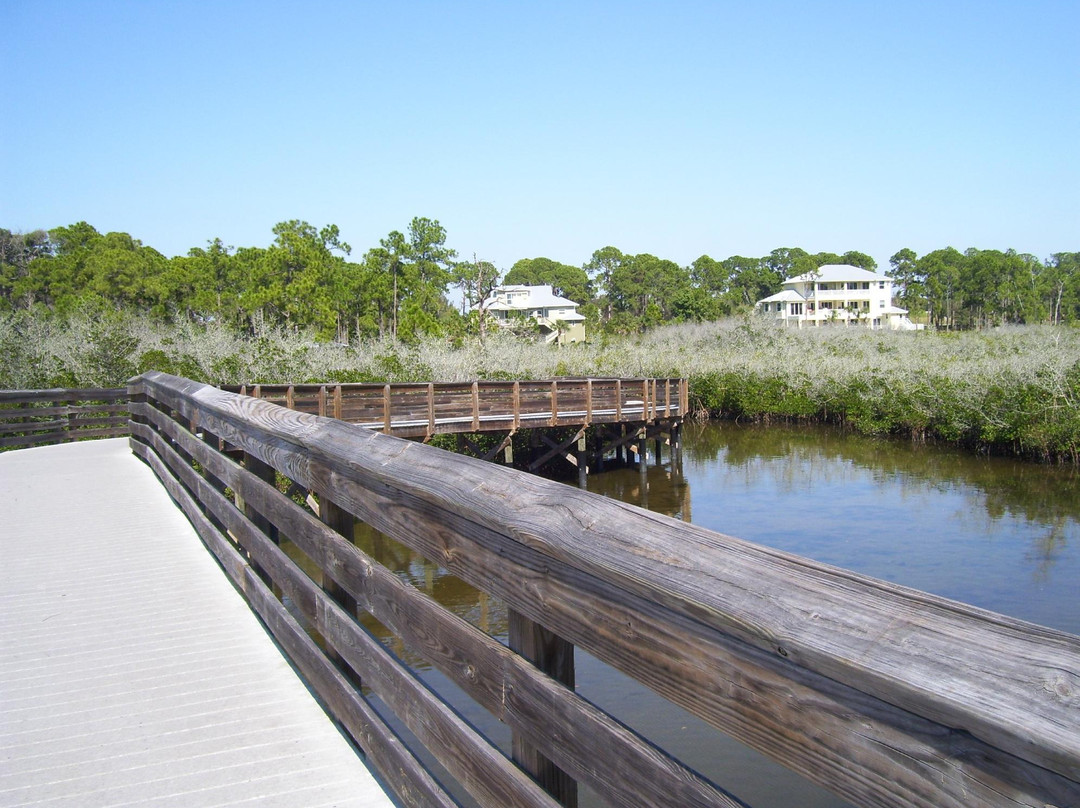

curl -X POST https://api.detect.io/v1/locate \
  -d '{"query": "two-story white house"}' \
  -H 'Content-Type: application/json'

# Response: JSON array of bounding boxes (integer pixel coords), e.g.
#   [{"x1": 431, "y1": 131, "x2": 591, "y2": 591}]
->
[
  {"x1": 483, "y1": 284, "x2": 586, "y2": 344},
  {"x1": 755, "y1": 265, "x2": 917, "y2": 329}
]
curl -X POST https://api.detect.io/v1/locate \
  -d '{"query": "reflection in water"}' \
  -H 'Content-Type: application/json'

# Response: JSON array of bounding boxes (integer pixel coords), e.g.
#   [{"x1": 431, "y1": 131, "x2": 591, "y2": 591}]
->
[
  {"x1": 329, "y1": 422, "x2": 1079, "y2": 808},
  {"x1": 669, "y1": 421, "x2": 1080, "y2": 635}
]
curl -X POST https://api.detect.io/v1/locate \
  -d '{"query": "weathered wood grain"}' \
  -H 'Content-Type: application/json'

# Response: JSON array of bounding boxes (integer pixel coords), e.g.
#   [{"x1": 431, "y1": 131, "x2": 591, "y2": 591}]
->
[
  {"x1": 130, "y1": 397, "x2": 747, "y2": 808},
  {"x1": 132, "y1": 373, "x2": 1080, "y2": 808},
  {"x1": 220, "y1": 378, "x2": 687, "y2": 437},
  {"x1": 132, "y1": 415, "x2": 560, "y2": 808},
  {"x1": 0, "y1": 389, "x2": 131, "y2": 449},
  {"x1": 0, "y1": 387, "x2": 126, "y2": 405},
  {"x1": 129, "y1": 423, "x2": 458, "y2": 808}
]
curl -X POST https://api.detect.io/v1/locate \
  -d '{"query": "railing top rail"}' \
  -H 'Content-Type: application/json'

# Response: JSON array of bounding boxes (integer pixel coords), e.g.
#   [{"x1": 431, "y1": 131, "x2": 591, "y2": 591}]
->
[
  {"x1": 135, "y1": 371, "x2": 1080, "y2": 793},
  {"x1": 224, "y1": 377, "x2": 684, "y2": 390},
  {"x1": 0, "y1": 387, "x2": 127, "y2": 404},
  {"x1": 224, "y1": 378, "x2": 682, "y2": 388}
]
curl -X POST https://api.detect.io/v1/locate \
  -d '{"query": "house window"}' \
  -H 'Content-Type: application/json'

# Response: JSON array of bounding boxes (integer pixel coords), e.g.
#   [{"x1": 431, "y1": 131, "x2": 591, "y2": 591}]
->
[
  {"x1": 879, "y1": 300, "x2": 885, "y2": 308},
  {"x1": 879, "y1": 281, "x2": 885, "y2": 289},
  {"x1": 790, "y1": 302, "x2": 803, "y2": 315}
]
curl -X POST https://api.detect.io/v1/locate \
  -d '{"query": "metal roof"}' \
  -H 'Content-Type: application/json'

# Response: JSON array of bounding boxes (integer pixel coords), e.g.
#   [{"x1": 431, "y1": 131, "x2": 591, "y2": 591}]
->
[{"x1": 786, "y1": 265, "x2": 890, "y2": 284}]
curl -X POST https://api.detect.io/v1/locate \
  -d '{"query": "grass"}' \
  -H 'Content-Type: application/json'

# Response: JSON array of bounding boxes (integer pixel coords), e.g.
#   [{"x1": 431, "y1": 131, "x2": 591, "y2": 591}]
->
[{"x1": 3, "y1": 309, "x2": 1078, "y2": 462}]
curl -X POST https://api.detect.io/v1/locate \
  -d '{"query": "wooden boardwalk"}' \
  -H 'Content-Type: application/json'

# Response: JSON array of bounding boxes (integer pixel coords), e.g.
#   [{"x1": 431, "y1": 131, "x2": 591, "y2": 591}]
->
[{"x1": 0, "y1": 439, "x2": 394, "y2": 808}]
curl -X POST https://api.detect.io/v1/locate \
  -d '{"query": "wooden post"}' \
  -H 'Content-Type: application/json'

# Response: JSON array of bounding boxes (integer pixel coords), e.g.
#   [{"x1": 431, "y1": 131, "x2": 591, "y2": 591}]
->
[
  {"x1": 576, "y1": 433, "x2": 587, "y2": 489},
  {"x1": 615, "y1": 379, "x2": 622, "y2": 422},
  {"x1": 318, "y1": 386, "x2": 327, "y2": 417},
  {"x1": 550, "y1": 380, "x2": 558, "y2": 426},
  {"x1": 65, "y1": 403, "x2": 76, "y2": 444},
  {"x1": 508, "y1": 610, "x2": 578, "y2": 808},
  {"x1": 319, "y1": 496, "x2": 358, "y2": 613},
  {"x1": 383, "y1": 384, "x2": 392, "y2": 434},
  {"x1": 471, "y1": 381, "x2": 480, "y2": 431},
  {"x1": 286, "y1": 384, "x2": 295, "y2": 411},
  {"x1": 512, "y1": 381, "x2": 521, "y2": 431},
  {"x1": 320, "y1": 495, "x2": 361, "y2": 684},
  {"x1": 585, "y1": 379, "x2": 593, "y2": 425},
  {"x1": 671, "y1": 420, "x2": 683, "y2": 466},
  {"x1": 333, "y1": 385, "x2": 343, "y2": 420},
  {"x1": 244, "y1": 451, "x2": 278, "y2": 544},
  {"x1": 427, "y1": 383, "x2": 435, "y2": 437}
]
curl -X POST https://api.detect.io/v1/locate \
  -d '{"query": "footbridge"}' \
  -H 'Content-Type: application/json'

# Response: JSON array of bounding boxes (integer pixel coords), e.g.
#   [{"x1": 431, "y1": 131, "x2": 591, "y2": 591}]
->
[{"x1": 2, "y1": 375, "x2": 1078, "y2": 808}]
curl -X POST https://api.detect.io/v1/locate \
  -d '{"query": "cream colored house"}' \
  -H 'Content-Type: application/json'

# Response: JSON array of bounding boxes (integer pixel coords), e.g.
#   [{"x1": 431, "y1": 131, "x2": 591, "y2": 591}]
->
[
  {"x1": 755, "y1": 265, "x2": 918, "y2": 329},
  {"x1": 484, "y1": 285, "x2": 586, "y2": 344}
]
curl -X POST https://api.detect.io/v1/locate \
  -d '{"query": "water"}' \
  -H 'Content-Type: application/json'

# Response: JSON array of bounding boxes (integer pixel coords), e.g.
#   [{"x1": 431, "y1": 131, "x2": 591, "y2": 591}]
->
[{"x1": 345, "y1": 421, "x2": 1080, "y2": 807}]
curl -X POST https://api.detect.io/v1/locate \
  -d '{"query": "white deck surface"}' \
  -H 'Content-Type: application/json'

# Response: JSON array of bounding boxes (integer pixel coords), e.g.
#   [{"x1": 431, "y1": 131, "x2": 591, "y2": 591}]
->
[{"x1": 0, "y1": 439, "x2": 395, "y2": 807}]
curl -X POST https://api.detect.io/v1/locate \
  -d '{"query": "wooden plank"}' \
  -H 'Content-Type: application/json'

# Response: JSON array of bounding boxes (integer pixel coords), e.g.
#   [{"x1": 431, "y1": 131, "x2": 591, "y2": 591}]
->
[
  {"x1": 136, "y1": 403, "x2": 744, "y2": 808},
  {"x1": 0, "y1": 418, "x2": 65, "y2": 435},
  {"x1": 129, "y1": 423, "x2": 457, "y2": 808},
  {"x1": 0, "y1": 387, "x2": 126, "y2": 406},
  {"x1": 427, "y1": 383, "x2": 435, "y2": 436},
  {"x1": 140, "y1": 421, "x2": 555, "y2": 808},
  {"x1": 0, "y1": 426, "x2": 130, "y2": 449},
  {"x1": 134, "y1": 374, "x2": 1080, "y2": 807},
  {"x1": 305, "y1": 449, "x2": 1079, "y2": 808},
  {"x1": 0, "y1": 403, "x2": 130, "y2": 419}
]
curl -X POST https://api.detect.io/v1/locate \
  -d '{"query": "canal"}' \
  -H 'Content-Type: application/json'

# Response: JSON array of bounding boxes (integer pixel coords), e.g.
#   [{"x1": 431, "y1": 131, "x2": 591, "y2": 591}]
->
[{"x1": 336, "y1": 421, "x2": 1080, "y2": 807}]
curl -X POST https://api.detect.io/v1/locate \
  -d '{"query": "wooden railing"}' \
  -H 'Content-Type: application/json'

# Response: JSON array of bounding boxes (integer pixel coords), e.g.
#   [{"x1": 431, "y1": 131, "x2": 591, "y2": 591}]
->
[
  {"x1": 222, "y1": 378, "x2": 688, "y2": 438},
  {"x1": 0, "y1": 388, "x2": 130, "y2": 450},
  {"x1": 125, "y1": 371, "x2": 1077, "y2": 808}
]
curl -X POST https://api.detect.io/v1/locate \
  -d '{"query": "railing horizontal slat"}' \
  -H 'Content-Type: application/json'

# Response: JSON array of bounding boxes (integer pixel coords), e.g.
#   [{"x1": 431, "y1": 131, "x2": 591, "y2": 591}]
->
[
  {"x1": 129, "y1": 419, "x2": 460, "y2": 808},
  {"x1": 126, "y1": 373, "x2": 1080, "y2": 808}
]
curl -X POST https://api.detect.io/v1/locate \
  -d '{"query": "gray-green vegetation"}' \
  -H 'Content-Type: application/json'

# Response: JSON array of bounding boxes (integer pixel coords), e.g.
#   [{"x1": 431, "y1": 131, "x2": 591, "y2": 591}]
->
[{"x1": 2, "y1": 306, "x2": 1078, "y2": 463}]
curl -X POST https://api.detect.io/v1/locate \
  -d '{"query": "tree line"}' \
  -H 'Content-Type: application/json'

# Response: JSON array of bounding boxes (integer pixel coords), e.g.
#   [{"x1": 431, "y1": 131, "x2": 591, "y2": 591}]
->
[{"x1": 2, "y1": 220, "x2": 1077, "y2": 341}]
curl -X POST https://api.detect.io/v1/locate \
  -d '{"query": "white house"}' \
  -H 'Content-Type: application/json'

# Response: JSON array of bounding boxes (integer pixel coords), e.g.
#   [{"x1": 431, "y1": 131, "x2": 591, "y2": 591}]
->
[
  {"x1": 755, "y1": 265, "x2": 918, "y2": 329},
  {"x1": 483, "y1": 284, "x2": 586, "y2": 344}
]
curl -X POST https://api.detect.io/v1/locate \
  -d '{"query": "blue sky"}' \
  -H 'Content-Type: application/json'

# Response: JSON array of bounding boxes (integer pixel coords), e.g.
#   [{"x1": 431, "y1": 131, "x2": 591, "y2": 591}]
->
[{"x1": 3, "y1": 1, "x2": 1077, "y2": 273}]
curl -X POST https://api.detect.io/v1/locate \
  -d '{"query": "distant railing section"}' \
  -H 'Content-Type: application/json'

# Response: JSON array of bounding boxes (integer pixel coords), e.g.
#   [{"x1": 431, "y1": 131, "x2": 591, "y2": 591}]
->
[
  {"x1": 0, "y1": 388, "x2": 130, "y2": 450},
  {"x1": 126, "y1": 371, "x2": 1080, "y2": 808},
  {"x1": 222, "y1": 378, "x2": 688, "y2": 438}
]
